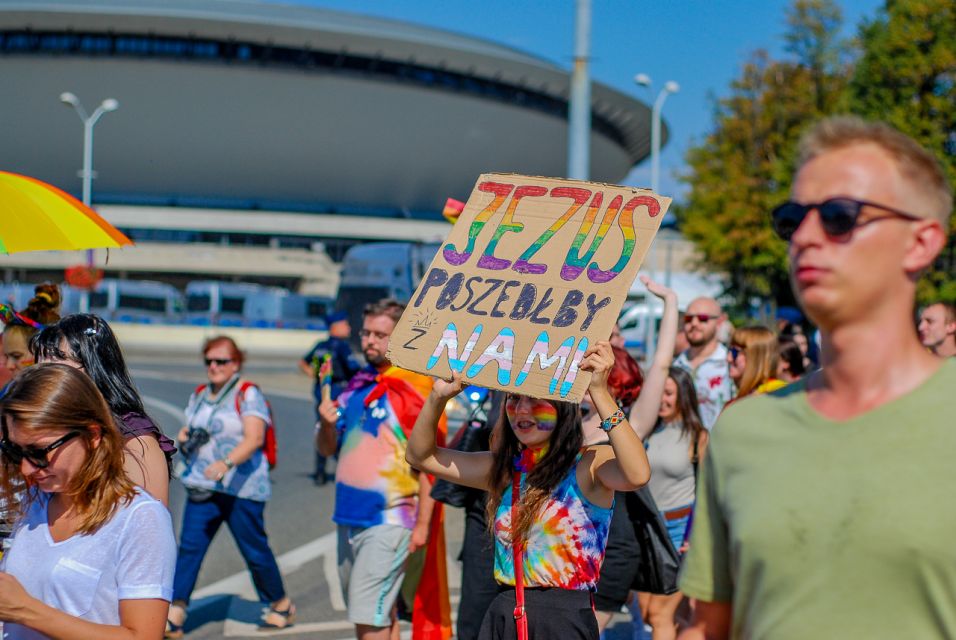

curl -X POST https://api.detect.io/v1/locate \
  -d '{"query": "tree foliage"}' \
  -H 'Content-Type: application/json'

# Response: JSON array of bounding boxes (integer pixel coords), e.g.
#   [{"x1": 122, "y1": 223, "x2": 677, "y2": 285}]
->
[
  {"x1": 678, "y1": 0, "x2": 956, "y2": 308},
  {"x1": 678, "y1": 0, "x2": 851, "y2": 311},
  {"x1": 847, "y1": 0, "x2": 956, "y2": 303}
]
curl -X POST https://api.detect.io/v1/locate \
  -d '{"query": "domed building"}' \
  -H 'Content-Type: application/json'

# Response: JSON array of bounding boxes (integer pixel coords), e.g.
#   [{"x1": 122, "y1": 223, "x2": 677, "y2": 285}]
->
[{"x1": 0, "y1": 0, "x2": 662, "y2": 293}]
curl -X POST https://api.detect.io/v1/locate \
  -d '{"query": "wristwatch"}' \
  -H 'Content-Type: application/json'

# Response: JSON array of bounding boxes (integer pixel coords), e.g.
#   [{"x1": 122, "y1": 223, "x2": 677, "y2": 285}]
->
[
  {"x1": 599, "y1": 409, "x2": 626, "y2": 433},
  {"x1": 222, "y1": 457, "x2": 235, "y2": 470}
]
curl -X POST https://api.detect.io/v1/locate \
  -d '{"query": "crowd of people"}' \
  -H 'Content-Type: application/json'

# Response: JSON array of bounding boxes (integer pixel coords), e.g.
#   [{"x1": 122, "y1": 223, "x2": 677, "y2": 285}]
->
[{"x1": 0, "y1": 113, "x2": 952, "y2": 640}]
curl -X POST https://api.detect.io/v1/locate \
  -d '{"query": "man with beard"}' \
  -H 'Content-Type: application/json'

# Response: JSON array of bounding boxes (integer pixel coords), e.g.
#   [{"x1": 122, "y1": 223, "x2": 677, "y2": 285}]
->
[
  {"x1": 680, "y1": 117, "x2": 956, "y2": 639},
  {"x1": 918, "y1": 301, "x2": 956, "y2": 358},
  {"x1": 317, "y1": 299, "x2": 438, "y2": 640},
  {"x1": 674, "y1": 296, "x2": 734, "y2": 429}
]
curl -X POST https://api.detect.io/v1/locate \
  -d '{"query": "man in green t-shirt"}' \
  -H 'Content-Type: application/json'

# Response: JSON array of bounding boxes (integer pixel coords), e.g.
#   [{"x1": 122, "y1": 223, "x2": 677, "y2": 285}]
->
[{"x1": 679, "y1": 117, "x2": 956, "y2": 640}]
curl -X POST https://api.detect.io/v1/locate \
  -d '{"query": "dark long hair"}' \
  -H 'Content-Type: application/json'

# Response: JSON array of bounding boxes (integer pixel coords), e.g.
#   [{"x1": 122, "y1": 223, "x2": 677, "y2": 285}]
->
[
  {"x1": 777, "y1": 337, "x2": 806, "y2": 378},
  {"x1": 30, "y1": 314, "x2": 147, "y2": 416},
  {"x1": 485, "y1": 395, "x2": 583, "y2": 543},
  {"x1": 666, "y1": 366, "x2": 706, "y2": 443}
]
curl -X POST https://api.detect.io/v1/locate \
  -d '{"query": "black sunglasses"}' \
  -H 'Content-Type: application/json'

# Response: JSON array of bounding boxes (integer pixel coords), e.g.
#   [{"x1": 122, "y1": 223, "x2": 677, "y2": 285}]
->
[
  {"x1": 771, "y1": 197, "x2": 922, "y2": 241},
  {"x1": 204, "y1": 358, "x2": 233, "y2": 367},
  {"x1": 0, "y1": 429, "x2": 82, "y2": 469}
]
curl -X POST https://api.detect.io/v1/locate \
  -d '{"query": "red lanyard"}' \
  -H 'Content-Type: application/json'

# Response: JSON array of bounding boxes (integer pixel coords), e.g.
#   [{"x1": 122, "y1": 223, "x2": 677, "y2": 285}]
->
[{"x1": 512, "y1": 470, "x2": 528, "y2": 640}]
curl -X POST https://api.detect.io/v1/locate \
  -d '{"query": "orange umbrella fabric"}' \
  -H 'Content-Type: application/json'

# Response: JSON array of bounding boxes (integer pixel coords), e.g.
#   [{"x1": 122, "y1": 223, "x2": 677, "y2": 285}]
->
[{"x1": 0, "y1": 171, "x2": 132, "y2": 254}]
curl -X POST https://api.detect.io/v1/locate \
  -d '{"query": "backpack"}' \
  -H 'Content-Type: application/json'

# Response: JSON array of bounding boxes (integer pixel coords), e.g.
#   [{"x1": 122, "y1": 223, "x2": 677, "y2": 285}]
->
[{"x1": 194, "y1": 380, "x2": 277, "y2": 470}]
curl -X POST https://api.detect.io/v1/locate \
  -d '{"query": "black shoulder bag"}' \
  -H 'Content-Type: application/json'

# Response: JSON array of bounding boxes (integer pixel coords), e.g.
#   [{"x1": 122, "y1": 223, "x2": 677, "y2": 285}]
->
[{"x1": 625, "y1": 485, "x2": 681, "y2": 595}]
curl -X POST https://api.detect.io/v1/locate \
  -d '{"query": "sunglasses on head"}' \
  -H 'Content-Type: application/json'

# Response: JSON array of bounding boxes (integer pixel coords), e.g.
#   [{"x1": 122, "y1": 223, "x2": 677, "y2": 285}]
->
[
  {"x1": 0, "y1": 428, "x2": 82, "y2": 470},
  {"x1": 684, "y1": 314, "x2": 716, "y2": 324},
  {"x1": 770, "y1": 197, "x2": 922, "y2": 241},
  {"x1": 204, "y1": 358, "x2": 233, "y2": 367}
]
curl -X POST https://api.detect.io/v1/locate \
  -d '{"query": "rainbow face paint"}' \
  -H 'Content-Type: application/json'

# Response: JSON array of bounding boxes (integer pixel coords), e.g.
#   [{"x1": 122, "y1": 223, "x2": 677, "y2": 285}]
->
[{"x1": 506, "y1": 395, "x2": 558, "y2": 432}]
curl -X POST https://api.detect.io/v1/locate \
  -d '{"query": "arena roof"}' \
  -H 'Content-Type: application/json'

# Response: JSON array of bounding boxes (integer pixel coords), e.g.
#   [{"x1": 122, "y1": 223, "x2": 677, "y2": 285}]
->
[{"x1": 0, "y1": 0, "x2": 663, "y2": 217}]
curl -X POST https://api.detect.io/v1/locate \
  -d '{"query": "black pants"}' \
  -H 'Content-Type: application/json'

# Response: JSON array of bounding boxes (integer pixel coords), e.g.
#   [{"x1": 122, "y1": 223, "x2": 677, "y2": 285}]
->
[
  {"x1": 457, "y1": 496, "x2": 499, "y2": 640},
  {"x1": 593, "y1": 494, "x2": 641, "y2": 612},
  {"x1": 478, "y1": 587, "x2": 598, "y2": 640}
]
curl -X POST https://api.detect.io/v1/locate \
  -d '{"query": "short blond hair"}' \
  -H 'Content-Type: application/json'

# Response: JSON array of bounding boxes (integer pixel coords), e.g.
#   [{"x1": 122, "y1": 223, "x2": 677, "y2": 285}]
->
[{"x1": 797, "y1": 116, "x2": 953, "y2": 224}]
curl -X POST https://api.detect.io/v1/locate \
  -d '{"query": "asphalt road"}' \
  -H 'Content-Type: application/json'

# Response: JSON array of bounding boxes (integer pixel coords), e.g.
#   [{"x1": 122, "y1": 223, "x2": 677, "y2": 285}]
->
[{"x1": 130, "y1": 355, "x2": 640, "y2": 639}]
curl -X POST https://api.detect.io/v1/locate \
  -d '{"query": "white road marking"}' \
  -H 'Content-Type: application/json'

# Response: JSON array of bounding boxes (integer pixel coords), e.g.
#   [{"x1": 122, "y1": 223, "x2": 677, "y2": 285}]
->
[
  {"x1": 323, "y1": 541, "x2": 346, "y2": 611},
  {"x1": 207, "y1": 527, "x2": 461, "y2": 637},
  {"x1": 141, "y1": 395, "x2": 187, "y2": 425},
  {"x1": 193, "y1": 530, "x2": 337, "y2": 602}
]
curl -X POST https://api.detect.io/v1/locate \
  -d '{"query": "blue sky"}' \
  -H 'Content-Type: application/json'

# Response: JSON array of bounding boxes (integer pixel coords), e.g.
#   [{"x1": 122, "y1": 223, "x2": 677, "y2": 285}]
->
[{"x1": 268, "y1": 0, "x2": 884, "y2": 202}]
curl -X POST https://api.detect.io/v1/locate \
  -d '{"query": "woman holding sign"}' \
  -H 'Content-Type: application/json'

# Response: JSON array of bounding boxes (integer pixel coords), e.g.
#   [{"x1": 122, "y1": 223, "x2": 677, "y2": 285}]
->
[{"x1": 406, "y1": 340, "x2": 651, "y2": 639}]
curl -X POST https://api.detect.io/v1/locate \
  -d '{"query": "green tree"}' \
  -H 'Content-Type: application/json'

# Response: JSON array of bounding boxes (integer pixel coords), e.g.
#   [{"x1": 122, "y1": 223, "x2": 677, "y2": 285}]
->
[
  {"x1": 678, "y1": 0, "x2": 851, "y2": 311},
  {"x1": 847, "y1": 0, "x2": 956, "y2": 303}
]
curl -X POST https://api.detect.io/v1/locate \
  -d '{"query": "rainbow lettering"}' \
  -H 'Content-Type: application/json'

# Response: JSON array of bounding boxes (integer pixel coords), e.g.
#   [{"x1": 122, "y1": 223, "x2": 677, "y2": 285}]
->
[
  {"x1": 514, "y1": 333, "x2": 576, "y2": 394},
  {"x1": 443, "y1": 181, "x2": 514, "y2": 266},
  {"x1": 466, "y1": 327, "x2": 515, "y2": 385},
  {"x1": 426, "y1": 323, "x2": 483, "y2": 372}
]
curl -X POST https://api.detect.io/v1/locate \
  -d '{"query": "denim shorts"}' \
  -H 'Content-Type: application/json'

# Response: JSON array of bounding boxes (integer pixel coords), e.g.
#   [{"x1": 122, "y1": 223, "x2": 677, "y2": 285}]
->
[{"x1": 661, "y1": 504, "x2": 693, "y2": 552}]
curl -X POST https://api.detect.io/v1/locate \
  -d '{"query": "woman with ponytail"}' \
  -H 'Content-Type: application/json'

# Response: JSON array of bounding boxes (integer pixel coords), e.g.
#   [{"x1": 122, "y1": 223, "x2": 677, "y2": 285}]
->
[{"x1": 2, "y1": 283, "x2": 61, "y2": 374}]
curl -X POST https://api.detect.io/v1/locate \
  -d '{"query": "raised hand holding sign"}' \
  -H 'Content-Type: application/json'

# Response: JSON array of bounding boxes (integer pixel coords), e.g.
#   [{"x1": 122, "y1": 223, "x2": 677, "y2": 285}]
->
[{"x1": 388, "y1": 173, "x2": 669, "y2": 402}]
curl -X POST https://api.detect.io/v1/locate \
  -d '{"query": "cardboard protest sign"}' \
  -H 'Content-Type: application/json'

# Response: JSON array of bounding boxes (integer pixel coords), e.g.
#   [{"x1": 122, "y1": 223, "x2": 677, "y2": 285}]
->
[{"x1": 387, "y1": 173, "x2": 670, "y2": 402}]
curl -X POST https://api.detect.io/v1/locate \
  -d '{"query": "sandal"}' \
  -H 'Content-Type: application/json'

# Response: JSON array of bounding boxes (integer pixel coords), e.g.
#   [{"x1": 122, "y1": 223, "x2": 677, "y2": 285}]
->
[{"x1": 258, "y1": 602, "x2": 296, "y2": 631}]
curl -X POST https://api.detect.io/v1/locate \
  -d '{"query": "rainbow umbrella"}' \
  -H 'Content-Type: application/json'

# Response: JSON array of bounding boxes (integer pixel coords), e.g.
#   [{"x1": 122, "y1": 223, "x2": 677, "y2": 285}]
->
[{"x1": 0, "y1": 171, "x2": 133, "y2": 254}]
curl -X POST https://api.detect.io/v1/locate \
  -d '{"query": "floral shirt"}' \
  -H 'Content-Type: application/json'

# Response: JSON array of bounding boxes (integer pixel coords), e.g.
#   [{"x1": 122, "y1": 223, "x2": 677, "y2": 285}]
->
[
  {"x1": 176, "y1": 376, "x2": 272, "y2": 501},
  {"x1": 674, "y1": 343, "x2": 735, "y2": 430},
  {"x1": 493, "y1": 453, "x2": 613, "y2": 591}
]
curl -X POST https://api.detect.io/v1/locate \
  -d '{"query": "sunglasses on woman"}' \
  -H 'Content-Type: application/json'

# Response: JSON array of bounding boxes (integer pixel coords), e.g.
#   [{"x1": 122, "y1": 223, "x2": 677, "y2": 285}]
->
[
  {"x1": 770, "y1": 197, "x2": 922, "y2": 241},
  {"x1": 0, "y1": 428, "x2": 82, "y2": 469}
]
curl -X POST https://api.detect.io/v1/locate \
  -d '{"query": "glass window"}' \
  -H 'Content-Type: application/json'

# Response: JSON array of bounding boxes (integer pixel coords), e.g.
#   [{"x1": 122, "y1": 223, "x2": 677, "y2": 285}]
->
[
  {"x1": 187, "y1": 294, "x2": 211, "y2": 312},
  {"x1": 221, "y1": 297, "x2": 245, "y2": 314}
]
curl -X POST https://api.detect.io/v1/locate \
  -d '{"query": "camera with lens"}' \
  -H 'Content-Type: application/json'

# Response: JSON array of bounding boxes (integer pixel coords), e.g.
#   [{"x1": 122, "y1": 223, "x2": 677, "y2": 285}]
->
[{"x1": 179, "y1": 428, "x2": 210, "y2": 459}]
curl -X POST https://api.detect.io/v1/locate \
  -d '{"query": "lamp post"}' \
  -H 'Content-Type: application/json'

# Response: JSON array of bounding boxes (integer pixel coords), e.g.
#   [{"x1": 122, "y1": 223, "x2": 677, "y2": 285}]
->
[
  {"x1": 633, "y1": 74, "x2": 678, "y2": 360},
  {"x1": 567, "y1": 0, "x2": 592, "y2": 180},
  {"x1": 60, "y1": 92, "x2": 119, "y2": 266}
]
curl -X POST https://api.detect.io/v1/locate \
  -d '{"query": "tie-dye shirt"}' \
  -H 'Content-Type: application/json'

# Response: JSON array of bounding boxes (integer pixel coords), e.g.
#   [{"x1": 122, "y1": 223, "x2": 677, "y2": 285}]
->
[
  {"x1": 332, "y1": 370, "x2": 424, "y2": 529},
  {"x1": 493, "y1": 452, "x2": 613, "y2": 590}
]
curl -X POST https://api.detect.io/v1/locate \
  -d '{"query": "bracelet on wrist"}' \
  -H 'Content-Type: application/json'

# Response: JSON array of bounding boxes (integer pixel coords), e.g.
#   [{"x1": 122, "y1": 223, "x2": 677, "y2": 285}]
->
[
  {"x1": 599, "y1": 409, "x2": 626, "y2": 433},
  {"x1": 222, "y1": 457, "x2": 235, "y2": 470}
]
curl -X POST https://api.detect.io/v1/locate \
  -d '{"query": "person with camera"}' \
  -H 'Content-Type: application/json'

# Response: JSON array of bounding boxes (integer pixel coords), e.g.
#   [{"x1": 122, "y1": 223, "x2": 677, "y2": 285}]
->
[{"x1": 165, "y1": 336, "x2": 294, "y2": 638}]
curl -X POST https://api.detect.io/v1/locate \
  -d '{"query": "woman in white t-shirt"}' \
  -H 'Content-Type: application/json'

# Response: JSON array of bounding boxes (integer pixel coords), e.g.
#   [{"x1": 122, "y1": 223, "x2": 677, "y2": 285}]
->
[{"x1": 0, "y1": 363, "x2": 176, "y2": 640}]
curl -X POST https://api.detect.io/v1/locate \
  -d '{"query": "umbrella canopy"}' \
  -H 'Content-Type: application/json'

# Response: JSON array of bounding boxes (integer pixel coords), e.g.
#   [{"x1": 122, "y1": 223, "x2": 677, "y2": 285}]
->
[{"x1": 0, "y1": 171, "x2": 133, "y2": 254}]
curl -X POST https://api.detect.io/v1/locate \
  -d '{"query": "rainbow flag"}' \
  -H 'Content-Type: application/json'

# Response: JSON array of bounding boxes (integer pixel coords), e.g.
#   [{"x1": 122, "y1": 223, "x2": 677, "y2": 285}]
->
[
  {"x1": 318, "y1": 353, "x2": 333, "y2": 403},
  {"x1": 442, "y1": 198, "x2": 465, "y2": 224}
]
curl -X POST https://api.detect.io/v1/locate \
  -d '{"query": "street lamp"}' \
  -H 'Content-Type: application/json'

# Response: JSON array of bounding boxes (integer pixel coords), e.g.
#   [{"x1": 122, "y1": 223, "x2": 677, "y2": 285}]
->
[
  {"x1": 567, "y1": 0, "x2": 592, "y2": 180},
  {"x1": 60, "y1": 92, "x2": 119, "y2": 265},
  {"x1": 634, "y1": 74, "x2": 678, "y2": 361},
  {"x1": 633, "y1": 75, "x2": 679, "y2": 194}
]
